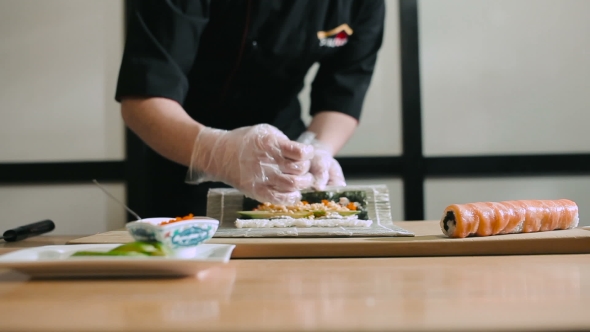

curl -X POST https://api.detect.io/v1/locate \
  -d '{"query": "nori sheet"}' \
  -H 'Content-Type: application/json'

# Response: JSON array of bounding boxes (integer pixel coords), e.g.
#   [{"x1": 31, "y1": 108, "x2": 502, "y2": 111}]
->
[{"x1": 241, "y1": 190, "x2": 369, "y2": 220}]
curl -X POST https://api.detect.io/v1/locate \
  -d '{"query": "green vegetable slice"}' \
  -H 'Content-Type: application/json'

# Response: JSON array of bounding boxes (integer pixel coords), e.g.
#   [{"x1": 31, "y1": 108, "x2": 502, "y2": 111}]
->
[
  {"x1": 70, "y1": 241, "x2": 170, "y2": 257},
  {"x1": 110, "y1": 241, "x2": 169, "y2": 256},
  {"x1": 312, "y1": 210, "x2": 361, "y2": 217},
  {"x1": 71, "y1": 250, "x2": 148, "y2": 257}
]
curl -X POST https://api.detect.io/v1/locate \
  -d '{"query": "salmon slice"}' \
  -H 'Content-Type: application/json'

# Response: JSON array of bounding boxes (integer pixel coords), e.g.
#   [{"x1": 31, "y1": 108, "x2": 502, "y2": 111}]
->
[{"x1": 440, "y1": 199, "x2": 579, "y2": 238}]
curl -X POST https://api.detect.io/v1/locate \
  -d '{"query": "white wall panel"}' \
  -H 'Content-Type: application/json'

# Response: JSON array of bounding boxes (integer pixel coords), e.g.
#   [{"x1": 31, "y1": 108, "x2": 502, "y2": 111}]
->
[
  {"x1": 346, "y1": 177, "x2": 404, "y2": 221},
  {"x1": 419, "y1": 0, "x2": 590, "y2": 156},
  {"x1": 299, "y1": 1, "x2": 402, "y2": 157},
  {"x1": 425, "y1": 177, "x2": 590, "y2": 226},
  {"x1": 0, "y1": 0, "x2": 125, "y2": 162},
  {"x1": 0, "y1": 183, "x2": 126, "y2": 236}
]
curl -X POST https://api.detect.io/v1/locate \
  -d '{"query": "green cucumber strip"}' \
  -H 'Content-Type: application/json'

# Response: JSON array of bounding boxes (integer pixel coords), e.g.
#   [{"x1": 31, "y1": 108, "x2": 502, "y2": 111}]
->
[
  {"x1": 312, "y1": 210, "x2": 361, "y2": 217},
  {"x1": 71, "y1": 251, "x2": 148, "y2": 257},
  {"x1": 109, "y1": 241, "x2": 169, "y2": 256}
]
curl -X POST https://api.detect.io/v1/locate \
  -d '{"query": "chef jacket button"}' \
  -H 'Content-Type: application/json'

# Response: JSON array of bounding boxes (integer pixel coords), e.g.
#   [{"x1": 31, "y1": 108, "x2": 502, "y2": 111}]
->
[{"x1": 251, "y1": 40, "x2": 258, "y2": 49}]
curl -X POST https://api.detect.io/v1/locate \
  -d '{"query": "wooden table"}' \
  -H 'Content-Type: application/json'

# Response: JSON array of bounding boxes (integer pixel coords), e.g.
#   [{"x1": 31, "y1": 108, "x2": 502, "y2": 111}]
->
[{"x1": 1, "y1": 236, "x2": 589, "y2": 331}]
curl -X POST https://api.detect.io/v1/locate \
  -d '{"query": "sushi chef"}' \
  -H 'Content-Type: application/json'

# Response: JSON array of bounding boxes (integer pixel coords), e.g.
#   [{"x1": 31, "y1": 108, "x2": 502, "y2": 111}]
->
[{"x1": 115, "y1": 0, "x2": 385, "y2": 217}]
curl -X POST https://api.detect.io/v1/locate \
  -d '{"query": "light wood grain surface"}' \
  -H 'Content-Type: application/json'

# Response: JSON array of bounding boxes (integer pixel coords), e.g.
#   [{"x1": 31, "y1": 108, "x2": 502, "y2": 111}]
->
[
  {"x1": 0, "y1": 252, "x2": 589, "y2": 331},
  {"x1": 0, "y1": 235, "x2": 80, "y2": 254},
  {"x1": 2, "y1": 228, "x2": 590, "y2": 331}
]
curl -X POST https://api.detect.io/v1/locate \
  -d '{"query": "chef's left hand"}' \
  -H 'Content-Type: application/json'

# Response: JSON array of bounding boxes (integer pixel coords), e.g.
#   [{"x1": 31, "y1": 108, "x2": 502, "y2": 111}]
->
[
  {"x1": 308, "y1": 140, "x2": 346, "y2": 191},
  {"x1": 297, "y1": 131, "x2": 347, "y2": 190}
]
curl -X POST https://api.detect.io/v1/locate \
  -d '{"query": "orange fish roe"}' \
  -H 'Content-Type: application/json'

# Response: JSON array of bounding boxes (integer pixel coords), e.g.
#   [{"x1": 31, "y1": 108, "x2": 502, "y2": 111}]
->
[{"x1": 159, "y1": 213, "x2": 194, "y2": 226}]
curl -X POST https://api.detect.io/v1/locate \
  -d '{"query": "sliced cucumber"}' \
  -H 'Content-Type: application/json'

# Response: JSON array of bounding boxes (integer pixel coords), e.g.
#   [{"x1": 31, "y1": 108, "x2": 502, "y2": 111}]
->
[
  {"x1": 312, "y1": 210, "x2": 361, "y2": 217},
  {"x1": 71, "y1": 250, "x2": 148, "y2": 257},
  {"x1": 110, "y1": 241, "x2": 169, "y2": 256},
  {"x1": 70, "y1": 241, "x2": 169, "y2": 257},
  {"x1": 335, "y1": 211, "x2": 362, "y2": 216}
]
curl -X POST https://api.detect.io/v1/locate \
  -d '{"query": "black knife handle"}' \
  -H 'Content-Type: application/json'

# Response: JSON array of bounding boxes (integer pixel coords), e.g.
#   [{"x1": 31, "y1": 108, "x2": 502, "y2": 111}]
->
[{"x1": 2, "y1": 219, "x2": 55, "y2": 242}]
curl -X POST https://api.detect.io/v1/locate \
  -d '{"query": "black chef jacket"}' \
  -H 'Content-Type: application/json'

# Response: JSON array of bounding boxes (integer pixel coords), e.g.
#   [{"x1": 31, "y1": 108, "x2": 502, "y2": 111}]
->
[{"x1": 115, "y1": 0, "x2": 385, "y2": 218}]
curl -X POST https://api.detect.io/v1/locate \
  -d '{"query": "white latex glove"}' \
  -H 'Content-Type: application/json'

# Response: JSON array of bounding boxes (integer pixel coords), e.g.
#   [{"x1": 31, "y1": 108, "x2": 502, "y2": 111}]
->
[
  {"x1": 186, "y1": 124, "x2": 315, "y2": 205},
  {"x1": 297, "y1": 131, "x2": 346, "y2": 191}
]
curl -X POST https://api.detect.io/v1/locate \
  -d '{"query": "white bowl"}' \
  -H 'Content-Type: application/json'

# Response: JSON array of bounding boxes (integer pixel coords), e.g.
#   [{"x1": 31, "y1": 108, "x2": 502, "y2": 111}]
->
[{"x1": 125, "y1": 217, "x2": 219, "y2": 258}]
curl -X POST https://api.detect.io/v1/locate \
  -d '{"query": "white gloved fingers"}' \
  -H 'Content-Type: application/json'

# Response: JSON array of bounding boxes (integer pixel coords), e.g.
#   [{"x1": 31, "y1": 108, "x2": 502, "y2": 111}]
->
[
  {"x1": 246, "y1": 180, "x2": 302, "y2": 206},
  {"x1": 255, "y1": 162, "x2": 313, "y2": 192},
  {"x1": 245, "y1": 124, "x2": 289, "y2": 162},
  {"x1": 253, "y1": 151, "x2": 310, "y2": 176},
  {"x1": 249, "y1": 127, "x2": 313, "y2": 173},
  {"x1": 312, "y1": 173, "x2": 329, "y2": 191},
  {"x1": 309, "y1": 154, "x2": 330, "y2": 191},
  {"x1": 277, "y1": 159, "x2": 311, "y2": 175},
  {"x1": 265, "y1": 170, "x2": 314, "y2": 193},
  {"x1": 326, "y1": 159, "x2": 346, "y2": 187},
  {"x1": 277, "y1": 139, "x2": 314, "y2": 161},
  {"x1": 256, "y1": 189, "x2": 302, "y2": 207},
  {"x1": 186, "y1": 124, "x2": 318, "y2": 205}
]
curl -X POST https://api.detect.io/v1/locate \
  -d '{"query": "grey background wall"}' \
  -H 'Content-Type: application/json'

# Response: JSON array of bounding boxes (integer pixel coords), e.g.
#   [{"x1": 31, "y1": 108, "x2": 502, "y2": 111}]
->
[
  {"x1": 419, "y1": 0, "x2": 590, "y2": 222},
  {"x1": 0, "y1": 0, "x2": 126, "y2": 235},
  {"x1": 1, "y1": 0, "x2": 589, "y2": 235}
]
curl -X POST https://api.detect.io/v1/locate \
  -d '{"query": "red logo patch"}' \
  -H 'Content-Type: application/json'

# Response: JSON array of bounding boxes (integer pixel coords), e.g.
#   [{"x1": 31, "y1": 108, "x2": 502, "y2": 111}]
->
[{"x1": 317, "y1": 24, "x2": 353, "y2": 48}]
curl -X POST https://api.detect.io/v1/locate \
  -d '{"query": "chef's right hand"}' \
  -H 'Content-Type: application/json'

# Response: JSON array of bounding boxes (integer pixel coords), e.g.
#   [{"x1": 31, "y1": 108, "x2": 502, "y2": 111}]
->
[{"x1": 185, "y1": 124, "x2": 315, "y2": 205}]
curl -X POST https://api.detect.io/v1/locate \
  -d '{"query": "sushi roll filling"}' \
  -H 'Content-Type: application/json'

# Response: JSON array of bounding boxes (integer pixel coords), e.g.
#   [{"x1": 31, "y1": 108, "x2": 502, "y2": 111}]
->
[{"x1": 442, "y1": 211, "x2": 456, "y2": 232}]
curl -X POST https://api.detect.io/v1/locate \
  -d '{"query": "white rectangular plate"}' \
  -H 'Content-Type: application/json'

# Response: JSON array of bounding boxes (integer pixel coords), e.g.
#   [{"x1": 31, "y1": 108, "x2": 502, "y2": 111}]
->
[{"x1": 0, "y1": 243, "x2": 235, "y2": 279}]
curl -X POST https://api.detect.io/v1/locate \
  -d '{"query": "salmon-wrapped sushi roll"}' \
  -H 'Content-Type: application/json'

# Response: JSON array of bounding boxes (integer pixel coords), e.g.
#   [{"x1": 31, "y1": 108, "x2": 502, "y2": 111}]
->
[{"x1": 440, "y1": 199, "x2": 579, "y2": 238}]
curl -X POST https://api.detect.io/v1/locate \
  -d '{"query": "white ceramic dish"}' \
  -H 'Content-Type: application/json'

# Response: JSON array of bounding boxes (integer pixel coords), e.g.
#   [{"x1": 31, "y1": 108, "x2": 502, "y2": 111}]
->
[
  {"x1": 126, "y1": 217, "x2": 220, "y2": 258},
  {"x1": 0, "y1": 243, "x2": 235, "y2": 279}
]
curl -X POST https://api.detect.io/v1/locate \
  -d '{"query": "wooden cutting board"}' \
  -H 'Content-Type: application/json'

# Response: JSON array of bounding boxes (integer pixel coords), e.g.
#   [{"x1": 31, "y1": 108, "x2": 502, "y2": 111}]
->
[{"x1": 67, "y1": 221, "x2": 590, "y2": 258}]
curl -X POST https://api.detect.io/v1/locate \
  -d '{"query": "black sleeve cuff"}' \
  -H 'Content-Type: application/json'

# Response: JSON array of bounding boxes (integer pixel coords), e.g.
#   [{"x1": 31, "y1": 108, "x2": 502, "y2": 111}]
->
[{"x1": 115, "y1": 57, "x2": 190, "y2": 105}]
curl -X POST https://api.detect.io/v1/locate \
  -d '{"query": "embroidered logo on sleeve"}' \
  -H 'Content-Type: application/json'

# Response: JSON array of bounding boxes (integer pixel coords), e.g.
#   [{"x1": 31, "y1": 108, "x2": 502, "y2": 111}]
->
[{"x1": 317, "y1": 24, "x2": 353, "y2": 48}]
